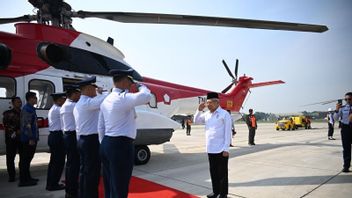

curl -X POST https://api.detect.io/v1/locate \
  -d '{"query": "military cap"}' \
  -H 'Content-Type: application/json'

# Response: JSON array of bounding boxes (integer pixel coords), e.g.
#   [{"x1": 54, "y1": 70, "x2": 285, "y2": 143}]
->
[
  {"x1": 207, "y1": 92, "x2": 219, "y2": 100},
  {"x1": 76, "y1": 76, "x2": 97, "y2": 87},
  {"x1": 65, "y1": 85, "x2": 80, "y2": 95},
  {"x1": 109, "y1": 68, "x2": 135, "y2": 83},
  {"x1": 51, "y1": 92, "x2": 66, "y2": 100}
]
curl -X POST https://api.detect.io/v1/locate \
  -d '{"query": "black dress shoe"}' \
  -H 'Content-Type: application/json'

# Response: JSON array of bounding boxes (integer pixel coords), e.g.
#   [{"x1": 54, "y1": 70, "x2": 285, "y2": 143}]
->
[
  {"x1": 30, "y1": 177, "x2": 39, "y2": 182},
  {"x1": 18, "y1": 180, "x2": 37, "y2": 187},
  {"x1": 342, "y1": 168, "x2": 350, "y2": 173},
  {"x1": 46, "y1": 184, "x2": 65, "y2": 191},
  {"x1": 8, "y1": 177, "x2": 15, "y2": 182},
  {"x1": 207, "y1": 193, "x2": 219, "y2": 198}
]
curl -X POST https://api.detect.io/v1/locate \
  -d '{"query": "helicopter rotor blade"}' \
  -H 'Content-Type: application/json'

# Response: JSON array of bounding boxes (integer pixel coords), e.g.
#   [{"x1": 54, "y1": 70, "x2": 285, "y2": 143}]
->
[
  {"x1": 0, "y1": 15, "x2": 37, "y2": 25},
  {"x1": 222, "y1": 83, "x2": 235, "y2": 94},
  {"x1": 234, "y1": 59, "x2": 239, "y2": 82},
  {"x1": 222, "y1": 60, "x2": 235, "y2": 80},
  {"x1": 73, "y1": 11, "x2": 328, "y2": 33}
]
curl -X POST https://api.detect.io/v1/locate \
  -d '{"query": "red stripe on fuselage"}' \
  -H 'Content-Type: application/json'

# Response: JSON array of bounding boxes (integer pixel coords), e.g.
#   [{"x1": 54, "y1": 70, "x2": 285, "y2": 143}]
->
[{"x1": 0, "y1": 23, "x2": 80, "y2": 77}]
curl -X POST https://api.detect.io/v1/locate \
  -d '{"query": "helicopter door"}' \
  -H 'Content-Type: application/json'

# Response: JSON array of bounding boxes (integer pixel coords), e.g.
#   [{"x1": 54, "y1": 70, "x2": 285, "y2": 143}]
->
[{"x1": 24, "y1": 74, "x2": 62, "y2": 152}]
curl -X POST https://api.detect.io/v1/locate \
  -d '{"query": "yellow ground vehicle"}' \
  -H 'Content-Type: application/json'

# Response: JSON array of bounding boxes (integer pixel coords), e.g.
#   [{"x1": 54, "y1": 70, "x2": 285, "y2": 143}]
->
[
  {"x1": 292, "y1": 116, "x2": 311, "y2": 129},
  {"x1": 275, "y1": 118, "x2": 296, "y2": 131}
]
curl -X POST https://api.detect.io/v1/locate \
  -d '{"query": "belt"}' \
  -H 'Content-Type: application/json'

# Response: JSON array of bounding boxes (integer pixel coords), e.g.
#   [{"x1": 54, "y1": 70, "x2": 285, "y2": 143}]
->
[
  {"x1": 64, "y1": 130, "x2": 76, "y2": 134},
  {"x1": 104, "y1": 135, "x2": 134, "y2": 142},
  {"x1": 50, "y1": 130, "x2": 63, "y2": 133},
  {"x1": 80, "y1": 134, "x2": 98, "y2": 138}
]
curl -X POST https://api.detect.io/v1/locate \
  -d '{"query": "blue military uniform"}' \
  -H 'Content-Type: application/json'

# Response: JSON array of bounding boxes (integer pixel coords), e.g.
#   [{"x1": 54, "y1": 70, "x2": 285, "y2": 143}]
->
[
  {"x1": 60, "y1": 86, "x2": 80, "y2": 197},
  {"x1": 46, "y1": 92, "x2": 66, "y2": 191},
  {"x1": 336, "y1": 104, "x2": 352, "y2": 172},
  {"x1": 99, "y1": 69, "x2": 151, "y2": 198},
  {"x1": 73, "y1": 76, "x2": 107, "y2": 198}
]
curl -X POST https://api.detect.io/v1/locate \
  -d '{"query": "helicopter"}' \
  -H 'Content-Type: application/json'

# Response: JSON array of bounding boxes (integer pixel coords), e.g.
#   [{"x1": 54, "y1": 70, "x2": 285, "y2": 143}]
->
[{"x1": 0, "y1": 0, "x2": 328, "y2": 165}]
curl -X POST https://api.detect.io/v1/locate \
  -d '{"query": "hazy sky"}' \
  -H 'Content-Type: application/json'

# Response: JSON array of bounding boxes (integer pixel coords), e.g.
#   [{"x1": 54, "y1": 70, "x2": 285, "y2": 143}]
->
[{"x1": 1, "y1": 0, "x2": 351, "y2": 113}]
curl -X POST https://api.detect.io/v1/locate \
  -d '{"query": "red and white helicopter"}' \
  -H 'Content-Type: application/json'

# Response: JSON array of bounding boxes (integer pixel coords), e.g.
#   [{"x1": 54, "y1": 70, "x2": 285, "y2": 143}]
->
[{"x1": 0, "y1": 0, "x2": 327, "y2": 164}]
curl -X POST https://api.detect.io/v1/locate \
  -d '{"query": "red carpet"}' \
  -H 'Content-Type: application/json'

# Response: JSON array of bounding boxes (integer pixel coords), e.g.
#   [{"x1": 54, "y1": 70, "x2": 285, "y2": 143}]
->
[{"x1": 99, "y1": 176, "x2": 199, "y2": 198}]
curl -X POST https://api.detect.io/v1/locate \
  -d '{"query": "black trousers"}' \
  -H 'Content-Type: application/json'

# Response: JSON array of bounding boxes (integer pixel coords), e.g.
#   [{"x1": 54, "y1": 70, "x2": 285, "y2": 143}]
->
[
  {"x1": 186, "y1": 126, "x2": 191, "y2": 135},
  {"x1": 100, "y1": 136, "x2": 134, "y2": 198},
  {"x1": 46, "y1": 131, "x2": 65, "y2": 188},
  {"x1": 341, "y1": 124, "x2": 352, "y2": 169},
  {"x1": 208, "y1": 153, "x2": 228, "y2": 196},
  {"x1": 5, "y1": 137, "x2": 19, "y2": 180},
  {"x1": 64, "y1": 131, "x2": 80, "y2": 196},
  {"x1": 78, "y1": 134, "x2": 100, "y2": 198},
  {"x1": 19, "y1": 141, "x2": 37, "y2": 183},
  {"x1": 249, "y1": 128, "x2": 256, "y2": 144},
  {"x1": 328, "y1": 123, "x2": 334, "y2": 137}
]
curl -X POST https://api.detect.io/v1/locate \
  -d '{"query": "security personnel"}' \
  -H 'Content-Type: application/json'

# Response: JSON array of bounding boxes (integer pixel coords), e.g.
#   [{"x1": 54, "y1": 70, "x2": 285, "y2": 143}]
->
[
  {"x1": 194, "y1": 92, "x2": 232, "y2": 198},
  {"x1": 19, "y1": 92, "x2": 39, "y2": 187},
  {"x1": 99, "y1": 69, "x2": 151, "y2": 198},
  {"x1": 246, "y1": 109, "x2": 257, "y2": 146},
  {"x1": 61, "y1": 86, "x2": 81, "y2": 198},
  {"x1": 2, "y1": 97, "x2": 22, "y2": 182},
  {"x1": 327, "y1": 108, "x2": 335, "y2": 140},
  {"x1": 73, "y1": 76, "x2": 107, "y2": 198},
  {"x1": 46, "y1": 92, "x2": 66, "y2": 191},
  {"x1": 335, "y1": 92, "x2": 352, "y2": 173}
]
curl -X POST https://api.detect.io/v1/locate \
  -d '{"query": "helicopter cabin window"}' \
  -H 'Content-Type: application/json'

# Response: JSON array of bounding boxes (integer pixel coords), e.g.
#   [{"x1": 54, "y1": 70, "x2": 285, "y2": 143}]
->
[
  {"x1": 0, "y1": 76, "x2": 16, "y2": 98},
  {"x1": 149, "y1": 93, "x2": 157, "y2": 108},
  {"x1": 29, "y1": 79, "x2": 55, "y2": 109}
]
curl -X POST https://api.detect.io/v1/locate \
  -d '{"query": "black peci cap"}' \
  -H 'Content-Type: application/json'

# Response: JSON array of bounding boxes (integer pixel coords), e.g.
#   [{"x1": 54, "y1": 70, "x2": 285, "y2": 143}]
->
[
  {"x1": 207, "y1": 92, "x2": 219, "y2": 100},
  {"x1": 109, "y1": 68, "x2": 135, "y2": 83},
  {"x1": 76, "y1": 76, "x2": 97, "y2": 87}
]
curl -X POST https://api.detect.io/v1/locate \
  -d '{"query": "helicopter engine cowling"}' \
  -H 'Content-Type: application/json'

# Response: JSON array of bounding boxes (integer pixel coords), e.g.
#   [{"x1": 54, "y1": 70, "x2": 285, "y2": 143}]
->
[
  {"x1": 37, "y1": 43, "x2": 67, "y2": 65},
  {"x1": 0, "y1": 43, "x2": 12, "y2": 70}
]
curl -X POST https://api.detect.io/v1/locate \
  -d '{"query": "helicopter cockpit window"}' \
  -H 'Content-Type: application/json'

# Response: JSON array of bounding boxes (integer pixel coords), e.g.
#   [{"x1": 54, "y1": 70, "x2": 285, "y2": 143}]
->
[
  {"x1": 149, "y1": 93, "x2": 157, "y2": 108},
  {"x1": 29, "y1": 79, "x2": 55, "y2": 109},
  {"x1": 0, "y1": 76, "x2": 16, "y2": 98}
]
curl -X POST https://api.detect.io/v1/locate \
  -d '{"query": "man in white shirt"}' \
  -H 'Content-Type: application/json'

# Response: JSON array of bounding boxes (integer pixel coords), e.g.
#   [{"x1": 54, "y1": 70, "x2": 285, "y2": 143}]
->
[
  {"x1": 73, "y1": 76, "x2": 107, "y2": 198},
  {"x1": 46, "y1": 92, "x2": 66, "y2": 191},
  {"x1": 60, "y1": 86, "x2": 80, "y2": 198},
  {"x1": 194, "y1": 92, "x2": 232, "y2": 198},
  {"x1": 99, "y1": 69, "x2": 151, "y2": 198}
]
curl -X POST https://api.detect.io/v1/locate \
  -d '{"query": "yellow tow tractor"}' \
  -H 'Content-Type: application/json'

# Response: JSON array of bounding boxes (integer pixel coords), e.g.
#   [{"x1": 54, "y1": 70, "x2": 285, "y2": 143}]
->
[
  {"x1": 292, "y1": 116, "x2": 311, "y2": 129},
  {"x1": 275, "y1": 118, "x2": 296, "y2": 131}
]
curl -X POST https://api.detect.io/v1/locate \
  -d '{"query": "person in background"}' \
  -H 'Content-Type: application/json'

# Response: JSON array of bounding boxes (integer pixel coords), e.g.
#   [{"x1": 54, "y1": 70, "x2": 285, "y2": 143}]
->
[
  {"x1": 327, "y1": 108, "x2": 335, "y2": 140},
  {"x1": 186, "y1": 118, "x2": 192, "y2": 136},
  {"x1": 18, "y1": 92, "x2": 39, "y2": 187},
  {"x1": 194, "y1": 92, "x2": 232, "y2": 198},
  {"x1": 46, "y1": 92, "x2": 66, "y2": 191},
  {"x1": 73, "y1": 76, "x2": 107, "y2": 198},
  {"x1": 335, "y1": 92, "x2": 352, "y2": 173},
  {"x1": 227, "y1": 110, "x2": 236, "y2": 147},
  {"x1": 246, "y1": 109, "x2": 257, "y2": 146},
  {"x1": 61, "y1": 86, "x2": 81, "y2": 198},
  {"x1": 2, "y1": 97, "x2": 22, "y2": 182}
]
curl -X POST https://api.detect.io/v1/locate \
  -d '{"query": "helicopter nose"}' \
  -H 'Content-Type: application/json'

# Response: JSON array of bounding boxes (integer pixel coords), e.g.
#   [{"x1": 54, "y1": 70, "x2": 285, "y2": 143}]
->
[{"x1": 0, "y1": 43, "x2": 12, "y2": 70}]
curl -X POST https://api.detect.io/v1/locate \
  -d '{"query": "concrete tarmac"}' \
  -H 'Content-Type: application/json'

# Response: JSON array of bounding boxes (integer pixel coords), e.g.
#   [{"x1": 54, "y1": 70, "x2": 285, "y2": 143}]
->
[{"x1": 0, "y1": 123, "x2": 351, "y2": 198}]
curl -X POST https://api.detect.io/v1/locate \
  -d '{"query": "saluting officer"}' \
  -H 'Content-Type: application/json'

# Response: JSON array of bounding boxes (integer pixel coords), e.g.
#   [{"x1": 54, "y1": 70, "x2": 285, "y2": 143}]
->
[
  {"x1": 73, "y1": 76, "x2": 107, "y2": 198},
  {"x1": 98, "y1": 69, "x2": 151, "y2": 198},
  {"x1": 46, "y1": 92, "x2": 66, "y2": 191},
  {"x1": 194, "y1": 92, "x2": 232, "y2": 198},
  {"x1": 335, "y1": 92, "x2": 352, "y2": 173},
  {"x1": 60, "y1": 86, "x2": 81, "y2": 198}
]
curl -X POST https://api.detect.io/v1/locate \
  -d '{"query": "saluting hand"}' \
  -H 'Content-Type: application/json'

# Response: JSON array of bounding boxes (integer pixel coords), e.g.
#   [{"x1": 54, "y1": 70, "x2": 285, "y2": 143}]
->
[{"x1": 198, "y1": 102, "x2": 206, "y2": 111}]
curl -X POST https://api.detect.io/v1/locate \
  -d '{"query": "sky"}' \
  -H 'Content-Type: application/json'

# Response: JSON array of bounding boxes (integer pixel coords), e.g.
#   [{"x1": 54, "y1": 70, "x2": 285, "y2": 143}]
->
[{"x1": 1, "y1": 0, "x2": 351, "y2": 113}]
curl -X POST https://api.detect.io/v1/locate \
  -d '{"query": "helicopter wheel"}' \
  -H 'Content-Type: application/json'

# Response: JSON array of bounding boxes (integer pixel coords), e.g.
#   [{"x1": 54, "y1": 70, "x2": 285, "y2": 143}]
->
[{"x1": 134, "y1": 145, "x2": 151, "y2": 165}]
